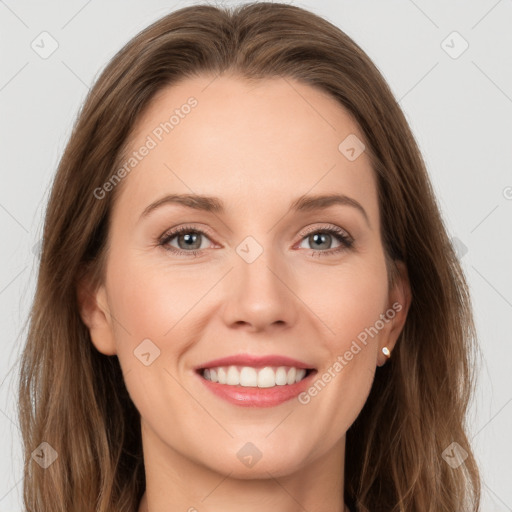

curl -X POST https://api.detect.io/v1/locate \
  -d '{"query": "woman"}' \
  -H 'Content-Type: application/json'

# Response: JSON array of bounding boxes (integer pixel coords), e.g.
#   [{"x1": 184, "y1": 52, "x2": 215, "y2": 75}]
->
[{"x1": 18, "y1": 3, "x2": 481, "y2": 511}]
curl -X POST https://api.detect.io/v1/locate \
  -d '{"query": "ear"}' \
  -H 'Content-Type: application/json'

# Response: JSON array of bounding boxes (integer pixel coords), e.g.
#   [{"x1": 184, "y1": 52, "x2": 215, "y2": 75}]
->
[
  {"x1": 377, "y1": 260, "x2": 411, "y2": 366},
  {"x1": 76, "y1": 275, "x2": 117, "y2": 356}
]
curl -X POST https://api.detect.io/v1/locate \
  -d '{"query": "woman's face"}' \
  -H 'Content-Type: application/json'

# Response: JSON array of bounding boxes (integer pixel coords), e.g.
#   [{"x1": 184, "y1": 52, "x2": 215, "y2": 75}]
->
[{"x1": 81, "y1": 74, "x2": 410, "y2": 478}]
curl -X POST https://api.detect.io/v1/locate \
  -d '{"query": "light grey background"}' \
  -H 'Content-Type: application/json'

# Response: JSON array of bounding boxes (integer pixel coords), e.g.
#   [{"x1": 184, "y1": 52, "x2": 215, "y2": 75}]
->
[{"x1": 1, "y1": 0, "x2": 511, "y2": 510}]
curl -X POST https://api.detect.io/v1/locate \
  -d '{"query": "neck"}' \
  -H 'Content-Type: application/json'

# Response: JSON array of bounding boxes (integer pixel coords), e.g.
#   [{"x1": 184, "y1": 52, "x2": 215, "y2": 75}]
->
[{"x1": 137, "y1": 420, "x2": 348, "y2": 512}]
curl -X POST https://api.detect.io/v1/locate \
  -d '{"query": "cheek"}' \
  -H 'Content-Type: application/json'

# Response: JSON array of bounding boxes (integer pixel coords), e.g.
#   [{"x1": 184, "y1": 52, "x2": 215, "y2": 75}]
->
[
  {"x1": 108, "y1": 246, "x2": 389, "y2": 350},
  {"x1": 298, "y1": 268, "x2": 388, "y2": 437},
  {"x1": 108, "y1": 253, "x2": 210, "y2": 342},
  {"x1": 297, "y1": 256, "x2": 390, "y2": 348},
  {"x1": 104, "y1": 257, "x2": 206, "y2": 416}
]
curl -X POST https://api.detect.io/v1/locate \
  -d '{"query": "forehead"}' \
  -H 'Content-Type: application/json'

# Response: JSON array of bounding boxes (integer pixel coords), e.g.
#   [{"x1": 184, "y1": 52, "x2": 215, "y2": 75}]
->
[{"x1": 113, "y1": 73, "x2": 378, "y2": 225}]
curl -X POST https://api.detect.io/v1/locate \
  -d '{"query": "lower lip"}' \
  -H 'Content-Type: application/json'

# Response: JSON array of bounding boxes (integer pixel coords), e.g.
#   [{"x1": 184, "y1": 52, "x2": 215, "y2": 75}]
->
[{"x1": 196, "y1": 369, "x2": 317, "y2": 407}]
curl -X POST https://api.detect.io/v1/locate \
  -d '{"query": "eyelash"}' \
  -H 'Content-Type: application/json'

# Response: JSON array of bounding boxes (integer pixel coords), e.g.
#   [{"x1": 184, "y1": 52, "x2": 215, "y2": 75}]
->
[{"x1": 157, "y1": 224, "x2": 354, "y2": 258}]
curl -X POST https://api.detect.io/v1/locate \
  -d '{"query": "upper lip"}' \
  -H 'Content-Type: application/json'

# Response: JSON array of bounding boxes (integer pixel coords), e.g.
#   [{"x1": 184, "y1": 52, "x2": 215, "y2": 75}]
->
[{"x1": 195, "y1": 354, "x2": 315, "y2": 370}]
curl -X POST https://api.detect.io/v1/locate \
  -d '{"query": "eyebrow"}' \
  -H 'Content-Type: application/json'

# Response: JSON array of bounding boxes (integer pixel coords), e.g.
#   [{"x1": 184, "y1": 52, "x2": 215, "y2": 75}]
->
[{"x1": 139, "y1": 192, "x2": 370, "y2": 227}]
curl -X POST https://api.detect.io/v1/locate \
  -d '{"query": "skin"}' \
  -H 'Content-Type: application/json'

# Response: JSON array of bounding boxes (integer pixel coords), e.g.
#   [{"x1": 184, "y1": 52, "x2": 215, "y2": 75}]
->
[{"x1": 78, "y1": 73, "x2": 411, "y2": 512}]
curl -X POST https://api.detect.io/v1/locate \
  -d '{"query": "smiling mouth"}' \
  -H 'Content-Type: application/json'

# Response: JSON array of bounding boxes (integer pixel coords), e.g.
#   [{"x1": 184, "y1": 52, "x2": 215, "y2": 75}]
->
[{"x1": 197, "y1": 365, "x2": 316, "y2": 388}]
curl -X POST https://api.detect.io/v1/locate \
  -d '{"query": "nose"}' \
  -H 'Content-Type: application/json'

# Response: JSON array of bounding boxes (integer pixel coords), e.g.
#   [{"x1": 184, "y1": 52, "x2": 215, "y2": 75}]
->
[{"x1": 220, "y1": 247, "x2": 299, "y2": 333}]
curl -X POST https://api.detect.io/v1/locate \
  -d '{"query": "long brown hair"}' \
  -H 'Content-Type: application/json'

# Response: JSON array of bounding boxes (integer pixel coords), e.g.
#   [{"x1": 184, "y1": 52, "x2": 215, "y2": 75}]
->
[{"x1": 18, "y1": 3, "x2": 481, "y2": 511}]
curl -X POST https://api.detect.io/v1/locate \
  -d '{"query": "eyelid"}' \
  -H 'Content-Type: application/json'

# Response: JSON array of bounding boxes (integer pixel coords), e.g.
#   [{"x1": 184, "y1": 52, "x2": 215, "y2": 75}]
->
[
  {"x1": 160, "y1": 222, "x2": 352, "y2": 240},
  {"x1": 159, "y1": 223, "x2": 217, "y2": 242},
  {"x1": 298, "y1": 223, "x2": 352, "y2": 240},
  {"x1": 158, "y1": 222, "x2": 354, "y2": 256}
]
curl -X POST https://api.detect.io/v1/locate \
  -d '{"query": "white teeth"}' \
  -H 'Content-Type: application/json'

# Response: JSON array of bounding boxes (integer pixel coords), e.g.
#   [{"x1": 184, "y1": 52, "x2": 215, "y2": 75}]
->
[
  {"x1": 217, "y1": 367, "x2": 227, "y2": 384},
  {"x1": 201, "y1": 365, "x2": 309, "y2": 387},
  {"x1": 257, "y1": 367, "x2": 275, "y2": 388},
  {"x1": 296, "y1": 368, "x2": 306, "y2": 382},
  {"x1": 287, "y1": 367, "x2": 296, "y2": 385},
  {"x1": 240, "y1": 366, "x2": 258, "y2": 387},
  {"x1": 275, "y1": 367, "x2": 288, "y2": 385},
  {"x1": 226, "y1": 366, "x2": 240, "y2": 385}
]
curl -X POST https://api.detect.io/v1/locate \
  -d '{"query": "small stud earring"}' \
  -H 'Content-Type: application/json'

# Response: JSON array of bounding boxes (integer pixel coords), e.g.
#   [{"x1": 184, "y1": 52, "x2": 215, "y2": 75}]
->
[{"x1": 382, "y1": 346, "x2": 391, "y2": 359}]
